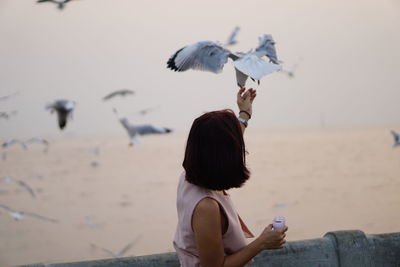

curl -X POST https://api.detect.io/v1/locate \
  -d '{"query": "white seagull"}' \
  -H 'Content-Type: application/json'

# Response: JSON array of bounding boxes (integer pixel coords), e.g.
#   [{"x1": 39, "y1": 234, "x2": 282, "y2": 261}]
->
[
  {"x1": 114, "y1": 109, "x2": 172, "y2": 146},
  {"x1": 167, "y1": 33, "x2": 281, "y2": 87},
  {"x1": 90, "y1": 237, "x2": 141, "y2": 259},
  {"x1": 2, "y1": 139, "x2": 28, "y2": 150},
  {"x1": 102, "y1": 89, "x2": 135, "y2": 101},
  {"x1": 391, "y1": 130, "x2": 400, "y2": 147},
  {"x1": 37, "y1": 0, "x2": 74, "y2": 10},
  {"x1": 119, "y1": 118, "x2": 172, "y2": 146},
  {"x1": 0, "y1": 204, "x2": 58, "y2": 223},
  {"x1": 46, "y1": 99, "x2": 76, "y2": 130}
]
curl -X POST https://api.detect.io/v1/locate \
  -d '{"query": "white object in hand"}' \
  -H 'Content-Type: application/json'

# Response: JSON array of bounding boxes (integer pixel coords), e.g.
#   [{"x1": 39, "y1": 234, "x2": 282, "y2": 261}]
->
[{"x1": 272, "y1": 216, "x2": 286, "y2": 230}]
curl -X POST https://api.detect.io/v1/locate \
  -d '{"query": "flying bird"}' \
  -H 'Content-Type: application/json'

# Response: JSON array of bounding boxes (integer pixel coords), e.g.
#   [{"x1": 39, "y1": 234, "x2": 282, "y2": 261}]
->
[
  {"x1": 1, "y1": 176, "x2": 36, "y2": 198},
  {"x1": 102, "y1": 89, "x2": 135, "y2": 101},
  {"x1": 36, "y1": 0, "x2": 74, "y2": 10},
  {"x1": 0, "y1": 110, "x2": 18, "y2": 120},
  {"x1": 391, "y1": 130, "x2": 400, "y2": 147},
  {"x1": 280, "y1": 58, "x2": 302, "y2": 78},
  {"x1": 119, "y1": 118, "x2": 172, "y2": 145},
  {"x1": 0, "y1": 91, "x2": 19, "y2": 102},
  {"x1": 46, "y1": 99, "x2": 76, "y2": 130},
  {"x1": 113, "y1": 109, "x2": 172, "y2": 146},
  {"x1": 129, "y1": 105, "x2": 160, "y2": 116},
  {"x1": 90, "y1": 237, "x2": 141, "y2": 258},
  {"x1": 0, "y1": 204, "x2": 58, "y2": 223},
  {"x1": 25, "y1": 137, "x2": 50, "y2": 152},
  {"x1": 224, "y1": 26, "x2": 240, "y2": 46},
  {"x1": 167, "y1": 34, "x2": 281, "y2": 87},
  {"x1": 2, "y1": 139, "x2": 27, "y2": 150}
]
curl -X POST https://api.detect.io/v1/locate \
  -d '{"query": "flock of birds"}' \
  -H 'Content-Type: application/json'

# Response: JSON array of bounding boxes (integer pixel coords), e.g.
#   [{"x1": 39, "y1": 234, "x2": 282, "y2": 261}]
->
[{"x1": 2, "y1": 3, "x2": 399, "y2": 261}]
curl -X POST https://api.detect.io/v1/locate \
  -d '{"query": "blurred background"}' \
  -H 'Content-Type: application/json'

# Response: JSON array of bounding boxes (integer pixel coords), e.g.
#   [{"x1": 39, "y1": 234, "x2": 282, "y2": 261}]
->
[{"x1": 0, "y1": 0, "x2": 399, "y2": 266}]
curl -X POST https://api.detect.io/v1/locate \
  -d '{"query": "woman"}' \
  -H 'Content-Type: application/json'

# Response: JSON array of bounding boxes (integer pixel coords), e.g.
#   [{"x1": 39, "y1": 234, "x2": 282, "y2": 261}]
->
[{"x1": 174, "y1": 87, "x2": 288, "y2": 267}]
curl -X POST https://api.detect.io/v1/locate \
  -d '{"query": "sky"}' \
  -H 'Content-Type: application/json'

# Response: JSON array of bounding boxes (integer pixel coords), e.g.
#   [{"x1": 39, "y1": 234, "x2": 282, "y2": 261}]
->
[{"x1": 0, "y1": 0, "x2": 400, "y2": 139}]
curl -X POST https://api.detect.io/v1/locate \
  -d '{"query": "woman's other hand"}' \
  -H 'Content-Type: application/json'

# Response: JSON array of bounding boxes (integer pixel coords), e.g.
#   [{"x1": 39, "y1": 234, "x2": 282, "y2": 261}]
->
[
  {"x1": 257, "y1": 224, "x2": 288, "y2": 250},
  {"x1": 237, "y1": 87, "x2": 257, "y2": 120}
]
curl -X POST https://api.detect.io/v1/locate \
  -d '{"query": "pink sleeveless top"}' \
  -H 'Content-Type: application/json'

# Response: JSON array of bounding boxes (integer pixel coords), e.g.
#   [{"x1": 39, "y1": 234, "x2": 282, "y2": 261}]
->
[{"x1": 173, "y1": 172, "x2": 254, "y2": 267}]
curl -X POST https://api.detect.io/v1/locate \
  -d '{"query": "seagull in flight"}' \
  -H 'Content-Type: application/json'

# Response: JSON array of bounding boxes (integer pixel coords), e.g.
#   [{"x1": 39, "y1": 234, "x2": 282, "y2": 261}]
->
[
  {"x1": 167, "y1": 33, "x2": 281, "y2": 87},
  {"x1": 391, "y1": 130, "x2": 400, "y2": 147},
  {"x1": 0, "y1": 110, "x2": 18, "y2": 120},
  {"x1": 0, "y1": 204, "x2": 58, "y2": 223},
  {"x1": 2, "y1": 139, "x2": 27, "y2": 150},
  {"x1": 25, "y1": 137, "x2": 50, "y2": 152},
  {"x1": 224, "y1": 26, "x2": 240, "y2": 46},
  {"x1": 1, "y1": 176, "x2": 36, "y2": 198},
  {"x1": 90, "y1": 237, "x2": 141, "y2": 258},
  {"x1": 102, "y1": 89, "x2": 135, "y2": 101},
  {"x1": 280, "y1": 58, "x2": 303, "y2": 78},
  {"x1": 36, "y1": 0, "x2": 74, "y2": 10},
  {"x1": 46, "y1": 99, "x2": 76, "y2": 130},
  {"x1": 113, "y1": 109, "x2": 172, "y2": 145}
]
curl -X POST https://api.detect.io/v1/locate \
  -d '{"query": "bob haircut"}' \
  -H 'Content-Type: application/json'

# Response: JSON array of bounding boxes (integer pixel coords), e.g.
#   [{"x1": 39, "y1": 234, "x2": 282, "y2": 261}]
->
[{"x1": 183, "y1": 109, "x2": 250, "y2": 190}]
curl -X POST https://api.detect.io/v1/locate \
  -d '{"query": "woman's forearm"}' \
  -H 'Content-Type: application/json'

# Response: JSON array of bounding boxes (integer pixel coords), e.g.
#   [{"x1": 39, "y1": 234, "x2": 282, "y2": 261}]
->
[{"x1": 222, "y1": 238, "x2": 263, "y2": 267}]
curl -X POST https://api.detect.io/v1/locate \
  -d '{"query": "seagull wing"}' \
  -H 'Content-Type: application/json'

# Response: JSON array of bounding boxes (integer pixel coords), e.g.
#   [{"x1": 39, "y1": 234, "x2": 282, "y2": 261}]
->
[
  {"x1": 23, "y1": 211, "x2": 59, "y2": 223},
  {"x1": 118, "y1": 235, "x2": 141, "y2": 257},
  {"x1": 90, "y1": 243, "x2": 118, "y2": 258},
  {"x1": 255, "y1": 34, "x2": 279, "y2": 64},
  {"x1": 233, "y1": 54, "x2": 281, "y2": 80},
  {"x1": 103, "y1": 91, "x2": 120, "y2": 101},
  {"x1": 103, "y1": 90, "x2": 134, "y2": 101},
  {"x1": 26, "y1": 137, "x2": 49, "y2": 146},
  {"x1": 391, "y1": 130, "x2": 400, "y2": 143},
  {"x1": 167, "y1": 41, "x2": 230, "y2": 73},
  {"x1": 0, "y1": 204, "x2": 15, "y2": 213},
  {"x1": 234, "y1": 68, "x2": 249, "y2": 88},
  {"x1": 224, "y1": 27, "x2": 240, "y2": 46},
  {"x1": 135, "y1": 125, "x2": 170, "y2": 135},
  {"x1": 16, "y1": 180, "x2": 36, "y2": 198}
]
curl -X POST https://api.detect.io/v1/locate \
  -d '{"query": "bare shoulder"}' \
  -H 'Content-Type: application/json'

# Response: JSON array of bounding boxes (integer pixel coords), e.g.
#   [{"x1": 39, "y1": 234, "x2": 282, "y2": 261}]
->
[{"x1": 194, "y1": 197, "x2": 220, "y2": 215}]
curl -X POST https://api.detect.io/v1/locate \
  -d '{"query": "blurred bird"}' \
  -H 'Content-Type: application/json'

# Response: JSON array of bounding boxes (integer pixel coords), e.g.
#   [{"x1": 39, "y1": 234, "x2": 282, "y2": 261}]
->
[
  {"x1": 0, "y1": 204, "x2": 58, "y2": 223},
  {"x1": 119, "y1": 118, "x2": 172, "y2": 146},
  {"x1": 391, "y1": 130, "x2": 400, "y2": 147},
  {"x1": 280, "y1": 58, "x2": 303, "y2": 78},
  {"x1": 36, "y1": 0, "x2": 74, "y2": 10},
  {"x1": 0, "y1": 91, "x2": 18, "y2": 102},
  {"x1": 2, "y1": 139, "x2": 27, "y2": 150},
  {"x1": 1, "y1": 176, "x2": 36, "y2": 198},
  {"x1": 224, "y1": 26, "x2": 240, "y2": 46},
  {"x1": 46, "y1": 99, "x2": 76, "y2": 130},
  {"x1": 167, "y1": 34, "x2": 281, "y2": 87},
  {"x1": 0, "y1": 110, "x2": 18, "y2": 120},
  {"x1": 25, "y1": 137, "x2": 50, "y2": 152},
  {"x1": 130, "y1": 105, "x2": 160, "y2": 116},
  {"x1": 90, "y1": 236, "x2": 141, "y2": 258},
  {"x1": 102, "y1": 89, "x2": 135, "y2": 101},
  {"x1": 79, "y1": 147, "x2": 100, "y2": 156},
  {"x1": 113, "y1": 109, "x2": 172, "y2": 146}
]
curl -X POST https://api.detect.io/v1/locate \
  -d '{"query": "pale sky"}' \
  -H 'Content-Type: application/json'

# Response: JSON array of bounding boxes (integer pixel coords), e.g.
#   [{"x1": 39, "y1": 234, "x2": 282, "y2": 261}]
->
[{"x1": 1, "y1": 0, "x2": 400, "y2": 138}]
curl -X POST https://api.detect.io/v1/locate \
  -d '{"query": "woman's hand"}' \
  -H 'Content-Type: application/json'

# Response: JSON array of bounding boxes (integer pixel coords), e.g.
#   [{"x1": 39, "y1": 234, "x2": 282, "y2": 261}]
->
[
  {"x1": 256, "y1": 224, "x2": 288, "y2": 250},
  {"x1": 237, "y1": 87, "x2": 257, "y2": 120}
]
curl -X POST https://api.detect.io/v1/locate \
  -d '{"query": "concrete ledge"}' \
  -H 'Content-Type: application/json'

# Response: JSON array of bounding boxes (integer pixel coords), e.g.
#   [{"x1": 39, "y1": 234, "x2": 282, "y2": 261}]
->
[{"x1": 18, "y1": 230, "x2": 400, "y2": 267}]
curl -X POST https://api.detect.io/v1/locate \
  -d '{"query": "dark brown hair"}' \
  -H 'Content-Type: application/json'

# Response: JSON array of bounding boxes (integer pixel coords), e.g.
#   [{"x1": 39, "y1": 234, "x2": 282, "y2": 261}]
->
[{"x1": 183, "y1": 109, "x2": 250, "y2": 190}]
